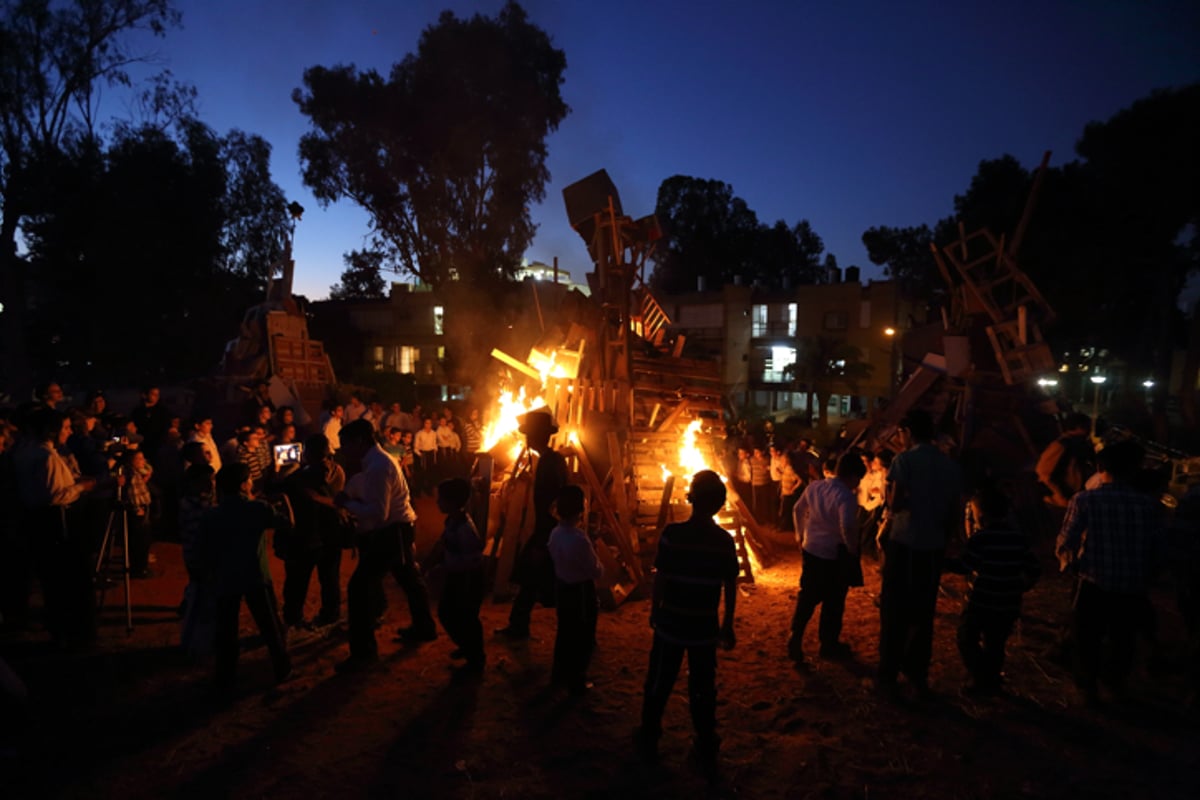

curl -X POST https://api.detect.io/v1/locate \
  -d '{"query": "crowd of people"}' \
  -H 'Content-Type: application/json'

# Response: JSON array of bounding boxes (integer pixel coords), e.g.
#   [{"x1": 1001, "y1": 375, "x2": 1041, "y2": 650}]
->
[
  {"x1": 2, "y1": 381, "x2": 1198, "y2": 784},
  {"x1": 0, "y1": 380, "x2": 483, "y2": 655}
]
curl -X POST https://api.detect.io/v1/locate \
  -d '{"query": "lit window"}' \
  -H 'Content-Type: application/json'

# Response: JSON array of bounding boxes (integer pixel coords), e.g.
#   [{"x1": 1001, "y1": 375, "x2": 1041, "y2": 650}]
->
[
  {"x1": 437, "y1": 346, "x2": 446, "y2": 360},
  {"x1": 752, "y1": 304, "x2": 768, "y2": 336},
  {"x1": 433, "y1": 305, "x2": 445, "y2": 335},
  {"x1": 763, "y1": 346, "x2": 797, "y2": 382},
  {"x1": 787, "y1": 303, "x2": 797, "y2": 336},
  {"x1": 372, "y1": 345, "x2": 385, "y2": 372},
  {"x1": 399, "y1": 346, "x2": 417, "y2": 374}
]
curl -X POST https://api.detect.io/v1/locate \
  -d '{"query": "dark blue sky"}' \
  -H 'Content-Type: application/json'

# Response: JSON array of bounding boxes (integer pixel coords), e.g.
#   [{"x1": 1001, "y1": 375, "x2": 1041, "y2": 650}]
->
[{"x1": 141, "y1": 0, "x2": 1199, "y2": 299}]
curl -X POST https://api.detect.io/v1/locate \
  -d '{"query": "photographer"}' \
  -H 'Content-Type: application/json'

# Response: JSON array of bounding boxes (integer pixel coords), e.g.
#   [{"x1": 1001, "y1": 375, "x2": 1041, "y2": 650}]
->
[
  {"x1": 281, "y1": 434, "x2": 348, "y2": 629},
  {"x1": 14, "y1": 408, "x2": 98, "y2": 648}
]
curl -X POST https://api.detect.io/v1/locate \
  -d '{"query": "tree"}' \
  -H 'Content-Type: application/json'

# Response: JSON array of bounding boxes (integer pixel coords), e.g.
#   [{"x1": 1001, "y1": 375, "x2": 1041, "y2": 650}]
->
[
  {"x1": 754, "y1": 219, "x2": 824, "y2": 289},
  {"x1": 0, "y1": 0, "x2": 180, "y2": 391},
  {"x1": 650, "y1": 176, "x2": 759, "y2": 293},
  {"x1": 650, "y1": 175, "x2": 827, "y2": 293},
  {"x1": 784, "y1": 335, "x2": 873, "y2": 429},
  {"x1": 330, "y1": 249, "x2": 388, "y2": 300},
  {"x1": 19, "y1": 118, "x2": 289, "y2": 384},
  {"x1": 293, "y1": 1, "x2": 568, "y2": 290},
  {"x1": 861, "y1": 224, "x2": 940, "y2": 301}
]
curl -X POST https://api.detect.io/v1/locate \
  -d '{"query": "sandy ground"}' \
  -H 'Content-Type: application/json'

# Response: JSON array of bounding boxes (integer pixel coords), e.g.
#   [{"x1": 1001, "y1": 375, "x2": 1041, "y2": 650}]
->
[{"x1": 2, "y1": 497, "x2": 1198, "y2": 800}]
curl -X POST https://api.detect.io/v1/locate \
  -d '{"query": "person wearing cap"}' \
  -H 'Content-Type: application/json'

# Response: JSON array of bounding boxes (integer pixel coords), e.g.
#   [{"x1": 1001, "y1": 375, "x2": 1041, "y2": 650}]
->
[
  {"x1": 497, "y1": 408, "x2": 568, "y2": 641},
  {"x1": 877, "y1": 409, "x2": 963, "y2": 699}
]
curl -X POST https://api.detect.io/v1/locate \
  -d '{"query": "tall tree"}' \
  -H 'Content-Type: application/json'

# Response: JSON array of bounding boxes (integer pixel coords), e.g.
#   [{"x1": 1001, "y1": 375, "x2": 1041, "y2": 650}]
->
[
  {"x1": 0, "y1": 0, "x2": 180, "y2": 391},
  {"x1": 861, "y1": 224, "x2": 940, "y2": 301},
  {"x1": 20, "y1": 119, "x2": 289, "y2": 384},
  {"x1": 754, "y1": 219, "x2": 824, "y2": 289},
  {"x1": 330, "y1": 249, "x2": 388, "y2": 300},
  {"x1": 294, "y1": 1, "x2": 568, "y2": 290},
  {"x1": 651, "y1": 176, "x2": 759, "y2": 293}
]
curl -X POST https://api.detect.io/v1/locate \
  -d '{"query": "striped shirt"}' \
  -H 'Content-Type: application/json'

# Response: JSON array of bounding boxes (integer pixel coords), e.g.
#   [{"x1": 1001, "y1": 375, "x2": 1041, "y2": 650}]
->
[
  {"x1": 1057, "y1": 482, "x2": 1167, "y2": 594},
  {"x1": 959, "y1": 525, "x2": 1040, "y2": 615},
  {"x1": 653, "y1": 516, "x2": 738, "y2": 646}
]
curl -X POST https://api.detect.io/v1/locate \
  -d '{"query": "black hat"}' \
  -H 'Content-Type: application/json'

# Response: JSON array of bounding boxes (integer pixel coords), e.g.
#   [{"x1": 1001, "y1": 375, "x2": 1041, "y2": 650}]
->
[{"x1": 518, "y1": 408, "x2": 558, "y2": 435}]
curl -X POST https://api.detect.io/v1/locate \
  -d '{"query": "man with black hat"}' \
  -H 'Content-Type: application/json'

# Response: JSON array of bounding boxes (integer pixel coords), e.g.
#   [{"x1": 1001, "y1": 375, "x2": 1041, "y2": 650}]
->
[{"x1": 497, "y1": 408, "x2": 568, "y2": 640}]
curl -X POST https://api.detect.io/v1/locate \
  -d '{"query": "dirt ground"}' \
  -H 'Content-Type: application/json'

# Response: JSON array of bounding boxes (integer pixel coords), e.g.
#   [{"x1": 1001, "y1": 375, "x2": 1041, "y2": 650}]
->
[{"x1": 2, "y1": 497, "x2": 1198, "y2": 800}]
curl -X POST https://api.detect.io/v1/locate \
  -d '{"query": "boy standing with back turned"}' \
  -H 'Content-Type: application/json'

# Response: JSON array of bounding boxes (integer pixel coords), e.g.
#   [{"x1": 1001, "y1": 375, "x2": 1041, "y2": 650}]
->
[{"x1": 635, "y1": 470, "x2": 738, "y2": 783}]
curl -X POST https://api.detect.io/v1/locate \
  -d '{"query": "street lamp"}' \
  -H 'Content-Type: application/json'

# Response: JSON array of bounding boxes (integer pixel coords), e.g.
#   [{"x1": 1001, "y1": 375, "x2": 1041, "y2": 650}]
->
[{"x1": 1090, "y1": 374, "x2": 1107, "y2": 437}]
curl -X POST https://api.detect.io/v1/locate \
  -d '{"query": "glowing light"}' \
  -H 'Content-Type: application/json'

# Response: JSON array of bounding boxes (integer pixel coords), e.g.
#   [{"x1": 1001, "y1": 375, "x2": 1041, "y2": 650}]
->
[
  {"x1": 1090, "y1": 375, "x2": 1107, "y2": 385},
  {"x1": 884, "y1": 327, "x2": 896, "y2": 337},
  {"x1": 480, "y1": 386, "x2": 547, "y2": 451}
]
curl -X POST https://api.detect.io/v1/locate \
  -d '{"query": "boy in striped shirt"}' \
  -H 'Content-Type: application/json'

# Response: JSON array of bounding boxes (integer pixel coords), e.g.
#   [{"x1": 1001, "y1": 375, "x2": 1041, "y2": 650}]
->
[{"x1": 948, "y1": 486, "x2": 1040, "y2": 696}]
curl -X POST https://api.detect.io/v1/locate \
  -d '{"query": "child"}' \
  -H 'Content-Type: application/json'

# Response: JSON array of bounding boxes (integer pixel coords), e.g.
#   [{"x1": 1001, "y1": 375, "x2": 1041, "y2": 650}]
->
[
  {"x1": 636, "y1": 470, "x2": 738, "y2": 781},
  {"x1": 426, "y1": 478, "x2": 486, "y2": 674},
  {"x1": 178, "y1": 463, "x2": 216, "y2": 657},
  {"x1": 123, "y1": 450, "x2": 155, "y2": 578},
  {"x1": 947, "y1": 485, "x2": 1040, "y2": 695},
  {"x1": 547, "y1": 485, "x2": 602, "y2": 695}
]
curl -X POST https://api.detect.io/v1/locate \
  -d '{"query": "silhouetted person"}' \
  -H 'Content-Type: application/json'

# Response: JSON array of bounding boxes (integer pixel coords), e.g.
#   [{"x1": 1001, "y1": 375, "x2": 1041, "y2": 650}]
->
[
  {"x1": 548, "y1": 485, "x2": 602, "y2": 695},
  {"x1": 196, "y1": 463, "x2": 291, "y2": 692},
  {"x1": 946, "y1": 486, "x2": 1040, "y2": 695},
  {"x1": 878, "y1": 409, "x2": 962, "y2": 699},
  {"x1": 1056, "y1": 440, "x2": 1166, "y2": 705},
  {"x1": 635, "y1": 470, "x2": 738, "y2": 783},
  {"x1": 498, "y1": 409, "x2": 567, "y2": 640},
  {"x1": 281, "y1": 434, "x2": 347, "y2": 628},
  {"x1": 427, "y1": 477, "x2": 486, "y2": 675}
]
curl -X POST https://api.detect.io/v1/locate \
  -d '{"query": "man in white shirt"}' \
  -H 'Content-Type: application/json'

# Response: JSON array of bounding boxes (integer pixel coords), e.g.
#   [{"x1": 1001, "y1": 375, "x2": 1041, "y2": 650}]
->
[
  {"x1": 320, "y1": 403, "x2": 343, "y2": 454},
  {"x1": 788, "y1": 454, "x2": 867, "y2": 667},
  {"x1": 334, "y1": 420, "x2": 434, "y2": 671}
]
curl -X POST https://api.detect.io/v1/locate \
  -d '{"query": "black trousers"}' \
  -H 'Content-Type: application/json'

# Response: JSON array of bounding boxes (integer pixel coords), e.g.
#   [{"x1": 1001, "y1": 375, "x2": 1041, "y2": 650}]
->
[
  {"x1": 791, "y1": 550, "x2": 848, "y2": 652},
  {"x1": 1073, "y1": 580, "x2": 1141, "y2": 692},
  {"x1": 878, "y1": 540, "x2": 944, "y2": 686},
  {"x1": 32, "y1": 507, "x2": 96, "y2": 646},
  {"x1": 957, "y1": 605, "x2": 1016, "y2": 688},
  {"x1": 553, "y1": 579, "x2": 598, "y2": 690},
  {"x1": 282, "y1": 543, "x2": 343, "y2": 624},
  {"x1": 641, "y1": 635, "x2": 719, "y2": 754},
  {"x1": 213, "y1": 583, "x2": 290, "y2": 689},
  {"x1": 438, "y1": 568, "x2": 485, "y2": 663},
  {"x1": 389, "y1": 523, "x2": 435, "y2": 635},
  {"x1": 347, "y1": 524, "x2": 402, "y2": 660}
]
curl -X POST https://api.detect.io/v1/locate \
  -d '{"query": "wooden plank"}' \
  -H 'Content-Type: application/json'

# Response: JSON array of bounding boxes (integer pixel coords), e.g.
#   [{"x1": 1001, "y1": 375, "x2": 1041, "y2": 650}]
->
[
  {"x1": 606, "y1": 430, "x2": 635, "y2": 552},
  {"x1": 655, "y1": 398, "x2": 691, "y2": 433},
  {"x1": 570, "y1": 442, "x2": 643, "y2": 584}
]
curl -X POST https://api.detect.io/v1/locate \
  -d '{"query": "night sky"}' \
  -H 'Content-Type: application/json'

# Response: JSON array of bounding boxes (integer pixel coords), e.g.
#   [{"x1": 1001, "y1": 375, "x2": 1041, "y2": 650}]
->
[{"x1": 133, "y1": 0, "x2": 1200, "y2": 299}]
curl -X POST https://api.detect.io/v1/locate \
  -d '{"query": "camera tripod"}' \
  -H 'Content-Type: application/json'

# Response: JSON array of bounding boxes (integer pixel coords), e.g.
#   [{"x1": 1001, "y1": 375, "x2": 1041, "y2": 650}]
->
[{"x1": 94, "y1": 485, "x2": 134, "y2": 633}]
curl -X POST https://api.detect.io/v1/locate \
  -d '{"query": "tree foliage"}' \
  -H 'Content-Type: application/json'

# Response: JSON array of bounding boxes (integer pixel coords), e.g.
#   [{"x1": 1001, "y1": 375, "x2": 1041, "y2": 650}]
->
[
  {"x1": 0, "y1": 0, "x2": 181, "y2": 389},
  {"x1": 19, "y1": 119, "x2": 289, "y2": 385},
  {"x1": 293, "y1": 1, "x2": 568, "y2": 290},
  {"x1": 330, "y1": 249, "x2": 388, "y2": 300},
  {"x1": 650, "y1": 175, "x2": 826, "y2": 293}
]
